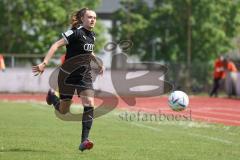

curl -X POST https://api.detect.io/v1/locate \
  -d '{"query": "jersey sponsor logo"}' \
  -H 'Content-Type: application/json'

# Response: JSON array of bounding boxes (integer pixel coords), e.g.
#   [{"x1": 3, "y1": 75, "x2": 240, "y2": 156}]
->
[
  {"x1": 64, "y1": 30, "x2": 73, "y2": 37},
  {"x1": 84, "y1": 43, "x2": 94, "y2": 52}
]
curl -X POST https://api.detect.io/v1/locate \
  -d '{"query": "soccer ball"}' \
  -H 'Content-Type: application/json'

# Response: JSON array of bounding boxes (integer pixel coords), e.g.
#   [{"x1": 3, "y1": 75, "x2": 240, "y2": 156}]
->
[
  {"x1": 70, "y1": 105, "x2": 83, "y2": 114},
  {"x1": 168, "y1": 91, "x2": 189, "y2": 111}
]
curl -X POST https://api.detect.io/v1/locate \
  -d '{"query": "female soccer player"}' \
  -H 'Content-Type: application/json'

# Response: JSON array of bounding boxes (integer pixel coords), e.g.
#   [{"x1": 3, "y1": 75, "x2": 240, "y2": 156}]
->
[{"x1": 32, "y1": 8, "x2": 103, "y2": 152}]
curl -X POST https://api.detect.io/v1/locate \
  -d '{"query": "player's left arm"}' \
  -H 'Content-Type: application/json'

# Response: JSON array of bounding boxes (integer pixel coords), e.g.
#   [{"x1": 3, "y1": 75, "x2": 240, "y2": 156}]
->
[{"x1": 91, "y1": 52, "x2": 104, "y2": 75}]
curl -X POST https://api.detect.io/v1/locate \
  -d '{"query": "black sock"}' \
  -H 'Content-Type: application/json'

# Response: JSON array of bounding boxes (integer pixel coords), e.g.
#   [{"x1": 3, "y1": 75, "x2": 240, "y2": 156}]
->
[
  {"x1": 51, "y1": 94, "x2": 60, "y2": 111},
  {"x1": 81, "y1": 106, "x2": 94, "y2": 143}
]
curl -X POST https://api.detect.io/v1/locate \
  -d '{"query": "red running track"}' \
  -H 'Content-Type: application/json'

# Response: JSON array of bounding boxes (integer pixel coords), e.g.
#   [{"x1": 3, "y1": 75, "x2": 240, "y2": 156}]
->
[{"x1": 0, "y1": 94, "x2": 239, "y2": 126}]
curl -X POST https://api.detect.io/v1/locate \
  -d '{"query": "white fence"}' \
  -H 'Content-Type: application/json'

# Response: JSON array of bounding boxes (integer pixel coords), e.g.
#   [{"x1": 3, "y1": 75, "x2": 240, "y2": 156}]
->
[
  {"x1": 0, "y1": 68, "x2": 165, "y2": 95},
  {"x1": 1, "y1": 68, "x2": 240, "y2": 96}
]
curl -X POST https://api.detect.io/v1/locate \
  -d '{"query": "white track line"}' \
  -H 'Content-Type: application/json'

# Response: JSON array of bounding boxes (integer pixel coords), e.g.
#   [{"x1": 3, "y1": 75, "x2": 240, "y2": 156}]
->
[
  {"x1": 128, "y1": 106, "x2": 240, "y2": 113},
  {"x1": 137, "y1": 107, "x2": 240, "y2": 119}
]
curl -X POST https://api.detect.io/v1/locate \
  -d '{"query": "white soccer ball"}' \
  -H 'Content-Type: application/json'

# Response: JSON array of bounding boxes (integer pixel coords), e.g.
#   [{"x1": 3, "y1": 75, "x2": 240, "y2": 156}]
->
[
  {"x1": 168, "y1": 91, "x2": 189, "y2": 111},
  {"x1": 70, "y1": 105, "x2": 83, "y2": 114}
]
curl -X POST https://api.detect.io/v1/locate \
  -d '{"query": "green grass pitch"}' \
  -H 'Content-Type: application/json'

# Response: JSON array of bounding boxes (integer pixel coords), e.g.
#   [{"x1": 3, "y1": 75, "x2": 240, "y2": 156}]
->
[{"x1": 0, "y1": 101, "x2": 240, "y2": 160}]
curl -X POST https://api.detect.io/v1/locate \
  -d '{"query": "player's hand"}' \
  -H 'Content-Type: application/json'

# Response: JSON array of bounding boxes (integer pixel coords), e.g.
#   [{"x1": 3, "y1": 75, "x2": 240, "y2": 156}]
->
[{"x1": 32, "y1": 62, "x2": 46, "y2": 76}]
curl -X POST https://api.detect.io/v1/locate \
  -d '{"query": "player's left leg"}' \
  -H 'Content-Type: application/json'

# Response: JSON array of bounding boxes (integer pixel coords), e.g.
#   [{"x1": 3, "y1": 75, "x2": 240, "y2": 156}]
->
[
  {"x1": 79, "y1": 89, "x2": 94, "y2": 151},
  {"x1": 59, "y1": 99, "x2": 72, "y2": 114},
  {"x1": 46, "y1": 89, "x2": 60, "y2": 110},
  {"x1": 46, "y1": 89, "x2": 73, "y2": 114}
]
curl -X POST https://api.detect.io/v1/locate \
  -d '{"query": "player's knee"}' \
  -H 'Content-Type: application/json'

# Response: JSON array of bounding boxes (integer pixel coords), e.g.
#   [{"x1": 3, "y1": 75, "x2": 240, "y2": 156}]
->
[
  {"x1": 59, "y1": 108, "x2": 68, "y2": 114},
  {"x1": 59, "y1": 99, "x2": 72, "y2": 114},
  {"x1": 82, "y1": 97, "x2": 94, "y2": 107}
]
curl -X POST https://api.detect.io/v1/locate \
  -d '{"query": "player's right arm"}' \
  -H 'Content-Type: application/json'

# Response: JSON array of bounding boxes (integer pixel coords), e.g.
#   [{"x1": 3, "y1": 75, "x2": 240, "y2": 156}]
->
[{"x1": 32, "y1": 38, "x2": 66, "y2": 76}]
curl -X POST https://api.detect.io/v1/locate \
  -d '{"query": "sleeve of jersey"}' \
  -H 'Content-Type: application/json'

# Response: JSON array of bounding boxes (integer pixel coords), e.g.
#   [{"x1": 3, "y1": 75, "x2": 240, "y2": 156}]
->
[{"x1": 62, "y1": 29, "x2": 80, "y2": 44}]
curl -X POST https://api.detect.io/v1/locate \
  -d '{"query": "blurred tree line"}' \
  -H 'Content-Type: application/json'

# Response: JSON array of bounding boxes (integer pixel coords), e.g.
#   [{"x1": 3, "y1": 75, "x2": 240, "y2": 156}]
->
[
  {"x1": 0, "y1": 0, "x2": 104, "y2": 54},
  {"x1": 112, "y1": 0, "x2": 240, "y2": 91},
  {"x1": 112, "y1": 0, "x2": 240, "y2": 63}
]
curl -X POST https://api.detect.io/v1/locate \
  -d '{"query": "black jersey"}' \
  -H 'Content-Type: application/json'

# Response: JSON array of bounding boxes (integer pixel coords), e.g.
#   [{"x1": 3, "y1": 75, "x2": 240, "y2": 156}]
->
[{"x1": 62, "y1": 26, "x2": 96, "y2": 60}]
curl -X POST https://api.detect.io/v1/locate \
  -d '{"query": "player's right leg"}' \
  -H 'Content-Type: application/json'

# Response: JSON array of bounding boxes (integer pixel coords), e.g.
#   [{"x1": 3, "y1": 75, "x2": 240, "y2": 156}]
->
[{"x1": 79, "y1": 89, "x2": 95, "y2": 152}]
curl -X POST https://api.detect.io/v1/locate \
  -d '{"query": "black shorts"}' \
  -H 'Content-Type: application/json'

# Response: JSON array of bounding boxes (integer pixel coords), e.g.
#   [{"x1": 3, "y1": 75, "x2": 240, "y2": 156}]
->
[{"x1": 58, "y1": 67, "x2": 94, "y2": 100}]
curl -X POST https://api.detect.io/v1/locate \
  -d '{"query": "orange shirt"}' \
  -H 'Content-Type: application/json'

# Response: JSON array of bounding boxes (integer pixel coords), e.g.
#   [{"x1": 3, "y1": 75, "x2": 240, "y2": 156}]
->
[
  {"x1": 0, "y1": 54, "x2": 5, "y2": 70},
  {"x1": 213, "y1": 59, "x2": 225, "y2": 79},
  {"x1": 226, "y1": 61, "x2": 237, "y2": 72},
  {"x1": 60, "y1": 54, "x2": 66, "y2": 64}
]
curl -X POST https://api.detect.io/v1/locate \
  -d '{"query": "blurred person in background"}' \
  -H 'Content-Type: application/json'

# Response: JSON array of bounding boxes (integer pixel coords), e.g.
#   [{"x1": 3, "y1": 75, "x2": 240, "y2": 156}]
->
[
  {"x1": 223, "y1": 56, "x2": 238, "y2": 97},
  {"x1": 223, "y1": 56, "x2": 238, "y2": 73},
  {"x1": 0, "y1": 54, "x2": 6, "y2": 72},
  {"x1": 210, "y1": 55, "x2": 238, "y2": 97},
  {"x1": 209, "y1": 55, "x2": 226, "y2": 97}
]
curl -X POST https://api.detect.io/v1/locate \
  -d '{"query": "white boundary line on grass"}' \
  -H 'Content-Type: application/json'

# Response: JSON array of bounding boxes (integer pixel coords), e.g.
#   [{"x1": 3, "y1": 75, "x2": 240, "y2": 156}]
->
[
  {"x1": 130, "y1": 122, "x2": 233, "y2": 145},
  {"x1": 191, "y1": 110, "x2": 240, "y2": 118},
  {"x1": 187, "y1": 132, "x2": 233, "y2": 145},
  {"x1": 194, "y1": 107, "x2": 240, "y2": 113},
  {"x1": 191, "y1": 114, "x2": 240, "y2": 125}
]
